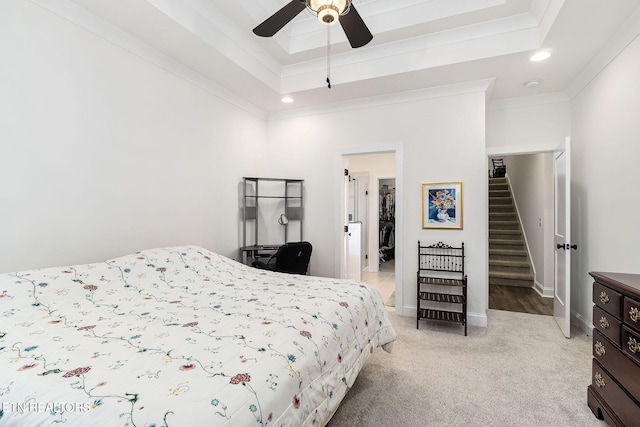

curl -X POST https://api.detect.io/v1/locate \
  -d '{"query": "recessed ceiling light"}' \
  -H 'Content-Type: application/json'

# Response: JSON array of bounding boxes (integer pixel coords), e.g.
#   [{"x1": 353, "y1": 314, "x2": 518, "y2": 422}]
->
[
  {"x1": 530, "y1": 51, "x2": 551, "y2": 62},
  {"x1": 281, "y1": 96, "x2": 294, "y2": 103},
  {"x1": 524, "y1": 80, "x2": 541, "y2": 88}
]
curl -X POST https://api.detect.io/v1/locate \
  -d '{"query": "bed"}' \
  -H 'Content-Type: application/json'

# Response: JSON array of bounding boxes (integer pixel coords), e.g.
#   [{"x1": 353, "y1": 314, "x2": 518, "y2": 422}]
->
[{"x1": 0, "y1": 246, "x2": 396, "y2": 426}]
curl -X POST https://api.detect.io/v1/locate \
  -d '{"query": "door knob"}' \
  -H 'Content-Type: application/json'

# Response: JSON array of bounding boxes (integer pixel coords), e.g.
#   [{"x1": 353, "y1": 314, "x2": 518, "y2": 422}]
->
[{"x1": 557, "y1": 243, "x2": 578, "y2": 250}]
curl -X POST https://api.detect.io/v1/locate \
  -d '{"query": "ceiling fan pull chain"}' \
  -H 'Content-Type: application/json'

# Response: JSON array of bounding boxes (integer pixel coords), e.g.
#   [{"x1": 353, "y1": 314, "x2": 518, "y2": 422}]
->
[{"x1": 326, "y1": 25, "x2": 332, "y2": 89}]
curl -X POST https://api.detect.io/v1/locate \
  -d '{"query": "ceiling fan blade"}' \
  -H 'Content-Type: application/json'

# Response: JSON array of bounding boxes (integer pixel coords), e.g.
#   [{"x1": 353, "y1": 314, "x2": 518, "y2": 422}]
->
[
  {"x1": 253, "y1": 0, "x2": 306, "y2": 37},
  {"x1": 339, "y1": 5, "x2": 373, "y2": 48}
]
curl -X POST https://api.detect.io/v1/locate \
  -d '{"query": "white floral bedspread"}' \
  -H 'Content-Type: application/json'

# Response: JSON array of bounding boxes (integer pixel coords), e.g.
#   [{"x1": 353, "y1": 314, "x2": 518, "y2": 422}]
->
[{"x1": 0, "y1": 246, "x2": 396, "y2": 426}]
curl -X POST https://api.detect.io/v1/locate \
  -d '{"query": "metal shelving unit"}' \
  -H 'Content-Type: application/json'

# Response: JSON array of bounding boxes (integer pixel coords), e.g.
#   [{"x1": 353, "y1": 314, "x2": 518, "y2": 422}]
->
[{"x1": 240, "y1": 177, "x2": 304, "y2": 263}]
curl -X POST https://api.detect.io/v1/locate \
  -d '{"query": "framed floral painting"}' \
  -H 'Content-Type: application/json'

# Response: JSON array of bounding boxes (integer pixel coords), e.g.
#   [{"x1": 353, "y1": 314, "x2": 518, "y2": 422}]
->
[{"x1": 421, "y1": 182, "x2": 463, "y2": 229}]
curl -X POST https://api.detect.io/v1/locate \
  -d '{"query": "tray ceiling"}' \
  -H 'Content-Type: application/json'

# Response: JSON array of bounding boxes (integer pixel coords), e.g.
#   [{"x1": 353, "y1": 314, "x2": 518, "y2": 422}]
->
[{"x1": 36, "y1": 0, "x2": 640, "y2": 114}]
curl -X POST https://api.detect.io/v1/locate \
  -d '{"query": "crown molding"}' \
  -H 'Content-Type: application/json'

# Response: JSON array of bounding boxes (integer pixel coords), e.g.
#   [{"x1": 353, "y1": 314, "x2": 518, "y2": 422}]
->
[
  {"x1": 487, "y1": 92, "x2": 569, "y2": 111},
  {"x1": 30, "y1": 0, "x2": 269, "y2": 119},
  {"x1": 268, "y1": 78, "x2": 495, "y2": 121},
  {"x1": 565, "y1": 5, "x2": 640, "y2": 100}
]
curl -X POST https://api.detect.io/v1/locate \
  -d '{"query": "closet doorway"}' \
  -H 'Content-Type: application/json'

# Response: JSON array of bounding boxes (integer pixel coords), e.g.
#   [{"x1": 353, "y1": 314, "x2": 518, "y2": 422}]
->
[
  {"x1": 374, "y1": 178, "x2": 396, "y2": 305},
  {"x1": 343, "y1": 152, "x2": 396, "y2": 306}
]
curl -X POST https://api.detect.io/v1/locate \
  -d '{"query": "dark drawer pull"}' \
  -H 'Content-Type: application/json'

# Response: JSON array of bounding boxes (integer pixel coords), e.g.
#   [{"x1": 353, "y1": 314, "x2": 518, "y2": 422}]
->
[
  {"x1": 630, "y1": 306, "x2": 640, "y2": 323},
  {"x1": 594, "y1": 372, "x2": 606, "y2": 388},
  {"x1": 600, "y1": 291, "x2": 610, "y2": 304},
  {"x1": 599, "y1": 316, "x2": 610, "y2": 329},
  {"x1": 628, "y1": 337, "x2": 640, "y2": 354},
  {"x1": 594, "y1": 341, "x2": 606, "y2": 356}
]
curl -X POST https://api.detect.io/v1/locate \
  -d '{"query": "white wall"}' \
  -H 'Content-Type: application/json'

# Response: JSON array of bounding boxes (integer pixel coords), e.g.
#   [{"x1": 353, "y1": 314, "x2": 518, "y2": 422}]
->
[
  {"x1": 2, "y1": 2, "x2": 490, "y2": 326},
  {"x1": 571, "y1": 32, "x2": 640, "y2": 331},
  {"x1": 486, "y1": 94, "x2": 571, "y2": 154},
  {"x1": 0, "y1": 1, "x2": 266, "y2": 272},
  {"x1": 266, "y1": 88, "x2": 488, "y2": 325}
]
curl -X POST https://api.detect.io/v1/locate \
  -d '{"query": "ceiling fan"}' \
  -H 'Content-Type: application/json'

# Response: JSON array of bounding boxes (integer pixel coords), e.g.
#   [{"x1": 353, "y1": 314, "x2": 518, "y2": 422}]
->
[{"x1": 253, "y1": 0, "x2": 373, "y2": 48}]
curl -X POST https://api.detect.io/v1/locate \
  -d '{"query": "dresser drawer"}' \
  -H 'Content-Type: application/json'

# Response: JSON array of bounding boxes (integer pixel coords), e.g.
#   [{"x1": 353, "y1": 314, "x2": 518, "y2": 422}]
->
[
  {"x1": 594, "y1": 281, "x2": 622, "y2": 318},
  {"x1": 624, "y1": 297, "x2": 640, "y2": 333},
  {"x1": 623, "y1": 325, "x2": 640, "y2": 363},
  {"x1": 593, "y1": 329, "x2": 640, "y2": 401},
  {"x1": 594, "y1": 305, "x2": 622, "y2": 346},
  {"x1": 592, "y1": 359, "x2": 640, "y2": 426}
]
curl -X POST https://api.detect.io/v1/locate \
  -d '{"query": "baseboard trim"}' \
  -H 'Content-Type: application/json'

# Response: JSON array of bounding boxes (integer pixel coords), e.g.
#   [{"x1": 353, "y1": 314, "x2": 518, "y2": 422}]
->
[
  {"x1": 468, "y1": 312, "x2": 488, "y2": 328},
  {"x1": 572, "y1": 309, "x2": 593, "y2": 336},
  {"x1": 533, "y1": 280, "x2": 554, "y2": 298}
]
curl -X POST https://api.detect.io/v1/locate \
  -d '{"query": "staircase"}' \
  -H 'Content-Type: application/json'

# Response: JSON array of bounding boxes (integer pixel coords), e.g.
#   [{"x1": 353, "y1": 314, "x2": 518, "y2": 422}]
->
[{"x1": 489, "y1": 177, "x2": 534, "y2": 287}]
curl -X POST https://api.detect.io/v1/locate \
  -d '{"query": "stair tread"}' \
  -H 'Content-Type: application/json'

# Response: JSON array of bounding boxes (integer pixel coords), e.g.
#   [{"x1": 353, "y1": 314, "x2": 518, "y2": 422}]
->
[
  {"x1": 489, "y1": 259, "x2": 531, "y2": 267},
  {"x1": 488, "y1": 176, "x2": 534, "y2": 285},
  {"x1": 490, "y1": 248, "x2": 527, "y2": 254},
  {"x1": 489, "y1": 279, "x2": 534, "y2": 287},
  {"x1": 489, "y1": 271, "x2": 534, "y2": 279}
]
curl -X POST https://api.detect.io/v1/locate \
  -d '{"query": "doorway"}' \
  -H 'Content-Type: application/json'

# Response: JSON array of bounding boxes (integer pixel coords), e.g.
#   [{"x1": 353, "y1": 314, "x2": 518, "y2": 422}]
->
[
  {"x1": 367, "y1": 177, "x2": 396, "y2": 305},
  {"x1": 342, "y1": 151, "x2": 398, "y2": 308},
  {"x1": 487, "y1": 152, "x2": 555, "y2": 316}
]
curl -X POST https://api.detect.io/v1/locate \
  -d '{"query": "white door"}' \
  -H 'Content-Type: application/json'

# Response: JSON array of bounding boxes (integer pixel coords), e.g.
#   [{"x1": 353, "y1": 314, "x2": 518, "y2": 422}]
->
[
  {"x1": 347, "y1": 222, "x2": 362, "y2": 281},
  {"x1": 554, "y1": 137, "x2": 572, "y2": 338},
  {"x1": 350, "y1": 173, "x2": 369, "y2": 271},
  {"x1": 343, "y1": 168, "x2": 350, "y2": 279}
]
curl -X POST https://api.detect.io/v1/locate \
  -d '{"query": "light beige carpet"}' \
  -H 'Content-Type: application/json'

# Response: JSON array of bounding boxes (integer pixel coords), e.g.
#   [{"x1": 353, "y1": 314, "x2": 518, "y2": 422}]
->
[
  {"x1": 385, "y1": 291, "x2": 395, "y2": 307},
  {"x1": 328, "y1": 309, "x2": 606, "y2": 427}
]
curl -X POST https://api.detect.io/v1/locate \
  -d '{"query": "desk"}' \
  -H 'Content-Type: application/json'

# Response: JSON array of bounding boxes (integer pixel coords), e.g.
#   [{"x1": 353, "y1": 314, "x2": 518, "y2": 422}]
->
[{"x1": 240, "y1": 245, "x2": 280, "y2": 265}]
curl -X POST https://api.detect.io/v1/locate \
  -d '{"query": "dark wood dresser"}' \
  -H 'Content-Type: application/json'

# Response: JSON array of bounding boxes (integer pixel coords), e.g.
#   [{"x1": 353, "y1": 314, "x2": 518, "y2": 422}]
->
[{"x1": 588, "y1": 271, "x2": 640, "y2": 426}]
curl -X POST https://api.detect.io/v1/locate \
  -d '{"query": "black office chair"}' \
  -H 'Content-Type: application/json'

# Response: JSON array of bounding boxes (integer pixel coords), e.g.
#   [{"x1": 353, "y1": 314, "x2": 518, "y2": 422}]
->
[{"x1": 252, "y1": 241, "x2": 312, "y2": 275}]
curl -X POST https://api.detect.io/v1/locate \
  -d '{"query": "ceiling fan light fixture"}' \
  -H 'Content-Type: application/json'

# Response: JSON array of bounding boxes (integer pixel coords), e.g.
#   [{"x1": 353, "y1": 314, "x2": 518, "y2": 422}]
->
[
  {"x1": 307, "y1": 0, "x2": 349, "y2": 25},
  {"x1": 253, "y1": 0, "x2": 372, "y2": 49},
  {"x1": 318, "y1": 4, "x2": 339, "y2": 24}
]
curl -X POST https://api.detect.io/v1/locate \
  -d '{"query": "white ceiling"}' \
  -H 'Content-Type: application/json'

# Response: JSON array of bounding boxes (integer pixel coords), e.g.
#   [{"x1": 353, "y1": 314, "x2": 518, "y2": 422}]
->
[{"x1": 43, "y1": 0, "x2": 640, "y2": 115}]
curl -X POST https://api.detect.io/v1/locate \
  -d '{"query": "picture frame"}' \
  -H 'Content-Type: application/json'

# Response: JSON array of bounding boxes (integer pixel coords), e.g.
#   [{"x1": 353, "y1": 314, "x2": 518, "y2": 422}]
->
[{"x1": 421, "y1": 182, "x2": 463, "y2": 229}]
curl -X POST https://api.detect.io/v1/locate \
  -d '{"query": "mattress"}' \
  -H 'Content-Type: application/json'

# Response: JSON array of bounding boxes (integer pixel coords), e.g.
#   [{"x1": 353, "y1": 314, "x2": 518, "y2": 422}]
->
[{"x1": 0, "y1": 246, "x2": 396, "y2": 426}]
